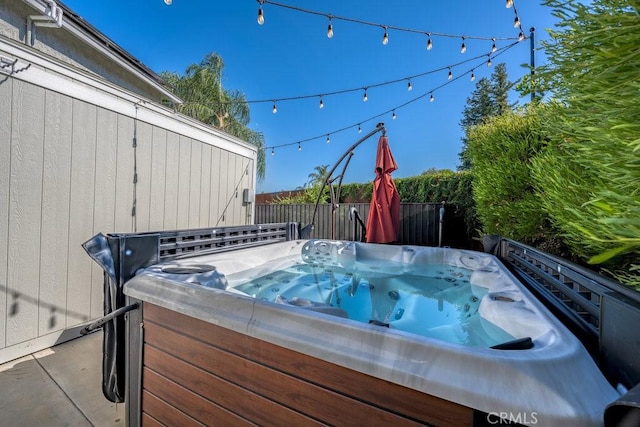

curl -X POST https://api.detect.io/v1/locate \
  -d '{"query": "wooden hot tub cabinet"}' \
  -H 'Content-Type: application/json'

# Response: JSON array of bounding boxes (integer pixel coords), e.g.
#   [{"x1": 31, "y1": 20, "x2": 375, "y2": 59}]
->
[{"x1": 138, "y1": 302, "x2": 474, "y2": 427}]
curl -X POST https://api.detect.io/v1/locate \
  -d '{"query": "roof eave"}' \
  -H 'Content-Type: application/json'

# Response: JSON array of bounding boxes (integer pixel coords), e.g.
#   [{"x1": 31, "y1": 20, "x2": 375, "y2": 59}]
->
[{"x1": 20, "y1": 0, "x2": 183, "y2": 105}]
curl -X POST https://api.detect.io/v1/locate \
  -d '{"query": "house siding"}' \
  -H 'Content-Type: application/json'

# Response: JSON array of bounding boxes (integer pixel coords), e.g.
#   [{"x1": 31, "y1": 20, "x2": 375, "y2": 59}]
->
[{"x1": 0, "y1": 1, "x2": 257, "y2": 363}]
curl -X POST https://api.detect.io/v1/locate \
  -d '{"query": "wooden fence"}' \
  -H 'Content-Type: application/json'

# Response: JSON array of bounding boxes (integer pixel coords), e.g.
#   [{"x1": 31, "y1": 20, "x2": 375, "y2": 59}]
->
[{"x1": 255, "y1": 203, "x2": 467, "y2": 247}]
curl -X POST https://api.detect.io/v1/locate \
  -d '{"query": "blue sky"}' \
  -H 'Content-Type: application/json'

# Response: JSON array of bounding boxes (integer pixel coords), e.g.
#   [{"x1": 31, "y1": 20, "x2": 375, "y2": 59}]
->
[{"x1": 60, "y1": 0, "x2": 559, "y2": 193}]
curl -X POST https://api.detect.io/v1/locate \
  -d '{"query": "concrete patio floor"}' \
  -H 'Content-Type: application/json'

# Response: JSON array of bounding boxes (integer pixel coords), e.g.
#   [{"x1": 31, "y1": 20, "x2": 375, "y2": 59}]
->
[{"x1": 0, "y1": 332, "x2": 124, "y2": 427}]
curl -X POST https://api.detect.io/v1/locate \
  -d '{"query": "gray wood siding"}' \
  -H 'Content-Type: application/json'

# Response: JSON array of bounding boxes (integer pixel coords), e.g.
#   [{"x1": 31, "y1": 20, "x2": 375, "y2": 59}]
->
[
  {"x1": 67, "y1": 99, "x2": 97, "y2": 326},
  {"x1": 209, "y1": 146, "x2": 222, "y2": 226},
  {"x1": 7, "y1": 80, "x2": 44, "y2": 346},
  {"x1": 149, "y1": 127, "x2": 167, "y2": 231},
  {"x1": 176, "y1": 136, "x2": 191, "y2": 230},
  {"x1": 115, "y1": 115, "x2": 134, "y2": 233},
  {"x1": 163, "y1": 132, "x2": 180, "y2": 230},
  {"x1": 40, "y1": 91, "x2": 73, "y2": 334},
  {"x1": 199, "y1": 144, "x2": 212, "y2": 229},
  {"x1": 188, "y1": 141, "x2": 202, "y2": 228},
  {"x1": 92, "y1": 108, "x2": 118, "y2": 318},
  {"x1": 135, "y1": 120, "x2": 153, "y2": 232},
  {"x1": 0, "y1": 75, "x2": 12, "y2": 349},
  {"x1": 0, "y1": 78, "x2": 255, "y2": 362},
  {"x1": 218, "y1": 150, "x2": 229, "y2": 225}
]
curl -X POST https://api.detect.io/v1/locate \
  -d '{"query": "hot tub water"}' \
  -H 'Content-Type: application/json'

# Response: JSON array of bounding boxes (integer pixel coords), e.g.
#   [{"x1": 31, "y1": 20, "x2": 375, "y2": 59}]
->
[{"x1": 230, "y1": 260, "x2": 514, "y2": 347}]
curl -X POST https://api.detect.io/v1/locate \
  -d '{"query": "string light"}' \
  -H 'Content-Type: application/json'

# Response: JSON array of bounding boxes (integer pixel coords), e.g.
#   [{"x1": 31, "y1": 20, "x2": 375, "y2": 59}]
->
[
  {"x1": 363, "y1": 88, "x2": 368, "y2": 102},
  {"x1": 263, "y1": 41, "x2": 522, "y2": 154},
  {"x1": 460, "y1": 37, "x2": 466, "y2": 54},
  {"x1": 470, "y1": 70, "x2": 475, "y2": 81},
  {"x1": 327, "y1": 17, "x2": 333, "y2": 38},
  {"x1": 247, "y1": 52, "x2": 491, "y2": 106},
  {"x1": 319, "y1": 96, "x2": 324, "y2": 108},
  {"x1": 448, "y1": 68, "x2": 453, "y2": 80},
  {"x1": 257, "y1": 2, "x2": 265, "y2": 25},
  {"x1": 271, "y1": 147, "x2": 275, "y2": 155},
  {"x1": 214, "y1": 41, "x2": 521, "y2": 120},
  {"x1": 258, "y1": 1, "x2": 521, "y2": 50},
  {"x1": 326, "y1": 134, "x2": 330, "y2": 143},
  {"x1": 487, "y1": 56, "x2": 492, "y2": 67},
  {"x1": 164, "y1": 0, "x2": 172, "y2": 5},
  {"x1": 506, "y1": 0, "x2": 513, "y2": 8},
  {"x1": 407, "y1": 79, "x2": 413, "y2": 91},
  {"x1": 272, "y1": 101, "x2": 277, "y2": 113},
  {"x1": 510, "y1": 2, "x2": 526, "y2": 42},
  {"x1": 392, "y1": 110, "x2": 397, "y2": 120},
  {"x1": 491, "y1": 38, "x2": 497, "y2": 53}
]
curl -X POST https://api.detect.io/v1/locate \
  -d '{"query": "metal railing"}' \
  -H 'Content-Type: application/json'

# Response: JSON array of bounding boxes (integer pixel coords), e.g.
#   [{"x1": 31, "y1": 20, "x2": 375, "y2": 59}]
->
[
  {"x1": 157, "y1": 222, "x2": 298, "y2": 261},
  {"x1": 495, "y1": 238, "x2": 640, "y2": 390}
]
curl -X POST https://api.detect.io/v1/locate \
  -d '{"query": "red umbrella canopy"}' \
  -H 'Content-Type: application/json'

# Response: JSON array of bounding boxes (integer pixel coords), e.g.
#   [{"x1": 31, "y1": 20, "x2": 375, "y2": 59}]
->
[{"x1": 366, "y1": 135, "x2": 400, "y2": 244}]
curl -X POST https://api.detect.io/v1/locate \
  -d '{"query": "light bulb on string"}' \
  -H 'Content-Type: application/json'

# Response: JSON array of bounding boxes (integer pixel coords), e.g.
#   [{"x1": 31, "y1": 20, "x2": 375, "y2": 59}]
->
[
  {"x1": 430, "y1": 93, "x2": 434, "y2": 103},
  {"x1": 407, "y1": 79, "x2": 413, "y2": 91},
  {"x1": 164, "y1": 0, "x2": 172, "y2": 5},
  {"x1": 471, "y1": 70, "x2": 475, "y2": 81},
  {"x1": 257, "y1": 4, "x2": 264, "y2": 25},
  {"x1": 298, "y1": 143, "x2": 302, "y2": 151},
  {"x1": 327, "y1": 17, "x2": 334, "y2": 38},
  {"x1": 363, "y1": 88, "x2": 368, "y2": 102},
  {"x1": 506, "y1": 0, "x2": 513, "y2": 8},
  {"x1": 358, "y1": 124, "x2": 362, "y2": 133},
  {"x1": 460, "y1": 37, "x2": 466, "y2": 54},
  {"x1": 426, "y1": 33, "x2": 433, "y2": 50},
  {"x1": 491, "y1": 38, "x2": 497, "y2": 53},
  {"x1": 518, "y1": 31, "x2": 525, "y2": 41},
  {"x1": 382, "y1": 27, "x2": 389, "y2": 45},
  {"x1": 392, "y1": 110, "x2": 397, "y2": 120},
  {"x1": 514, "y1": 16, "x2": 520, "y2": 28},
  {"x1": 326, "y1": 134, "x2": 331, "y2": 144},
  {"x1": 448, "y1": 68, "x2": 453, "y2": 80},
  {"x1": 319, "y1": 97, "x2": 324, "y2": 109},
  {"x1": 487, "y1": 56, "x2": 492, "y2": 67},
  {"x1": 271, "y1": 148, "x2": 275, "y2": 156},
  {"x1": 272, "y1": 101, "x2": 277, "y2": 114}
]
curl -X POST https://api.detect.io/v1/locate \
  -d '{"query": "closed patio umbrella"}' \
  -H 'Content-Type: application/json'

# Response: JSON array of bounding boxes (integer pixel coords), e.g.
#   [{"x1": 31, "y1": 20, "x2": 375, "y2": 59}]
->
[{"x1": 366, "y1": 135, "x2": 400, "y2": 243}]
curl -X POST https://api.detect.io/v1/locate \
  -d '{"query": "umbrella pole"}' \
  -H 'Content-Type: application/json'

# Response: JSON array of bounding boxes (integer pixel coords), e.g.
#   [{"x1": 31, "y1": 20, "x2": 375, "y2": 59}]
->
[
  {"x1": 438, "y1": 202, "x2": 446, "y2": 247},
  {"x1": 303, "y1": 123, "x2": 386, "y2": 238}
]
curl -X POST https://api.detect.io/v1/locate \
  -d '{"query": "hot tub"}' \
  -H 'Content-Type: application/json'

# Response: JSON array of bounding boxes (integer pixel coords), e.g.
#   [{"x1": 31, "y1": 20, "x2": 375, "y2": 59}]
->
[{"x1": 125, "y1": 239, "x2": 619, "y2": 426}]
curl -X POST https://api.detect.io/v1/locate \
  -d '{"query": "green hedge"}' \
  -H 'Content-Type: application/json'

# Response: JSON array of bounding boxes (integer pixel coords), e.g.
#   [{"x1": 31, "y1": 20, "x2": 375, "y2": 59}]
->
[
  {"x1": 465, "y1": 105, "x2": 559, "y2": 245},
  {"x1": 533, "y1": 0, "x2": 640, "y2": 288}
]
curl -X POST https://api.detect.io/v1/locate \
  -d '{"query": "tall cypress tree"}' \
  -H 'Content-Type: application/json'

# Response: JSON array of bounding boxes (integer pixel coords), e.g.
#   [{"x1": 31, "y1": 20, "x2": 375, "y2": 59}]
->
[{"x1": 458, "y1": 63, "x2": 514, "y2": 170}]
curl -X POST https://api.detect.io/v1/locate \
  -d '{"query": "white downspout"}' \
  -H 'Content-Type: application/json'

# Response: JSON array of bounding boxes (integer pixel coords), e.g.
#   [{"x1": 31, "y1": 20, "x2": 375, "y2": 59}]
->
[{"x1": 26, "y1": 0, "x2": 64, "y2": 46}]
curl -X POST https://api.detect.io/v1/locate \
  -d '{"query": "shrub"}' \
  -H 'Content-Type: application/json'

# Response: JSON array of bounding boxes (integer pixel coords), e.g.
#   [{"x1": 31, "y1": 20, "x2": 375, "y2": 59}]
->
[
  {"x1": 465, "y1": 105, "x2": 551, "y2": 243},
  {"x1": 533, "y1": 0, "x2": 640, "y2": 288}
]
